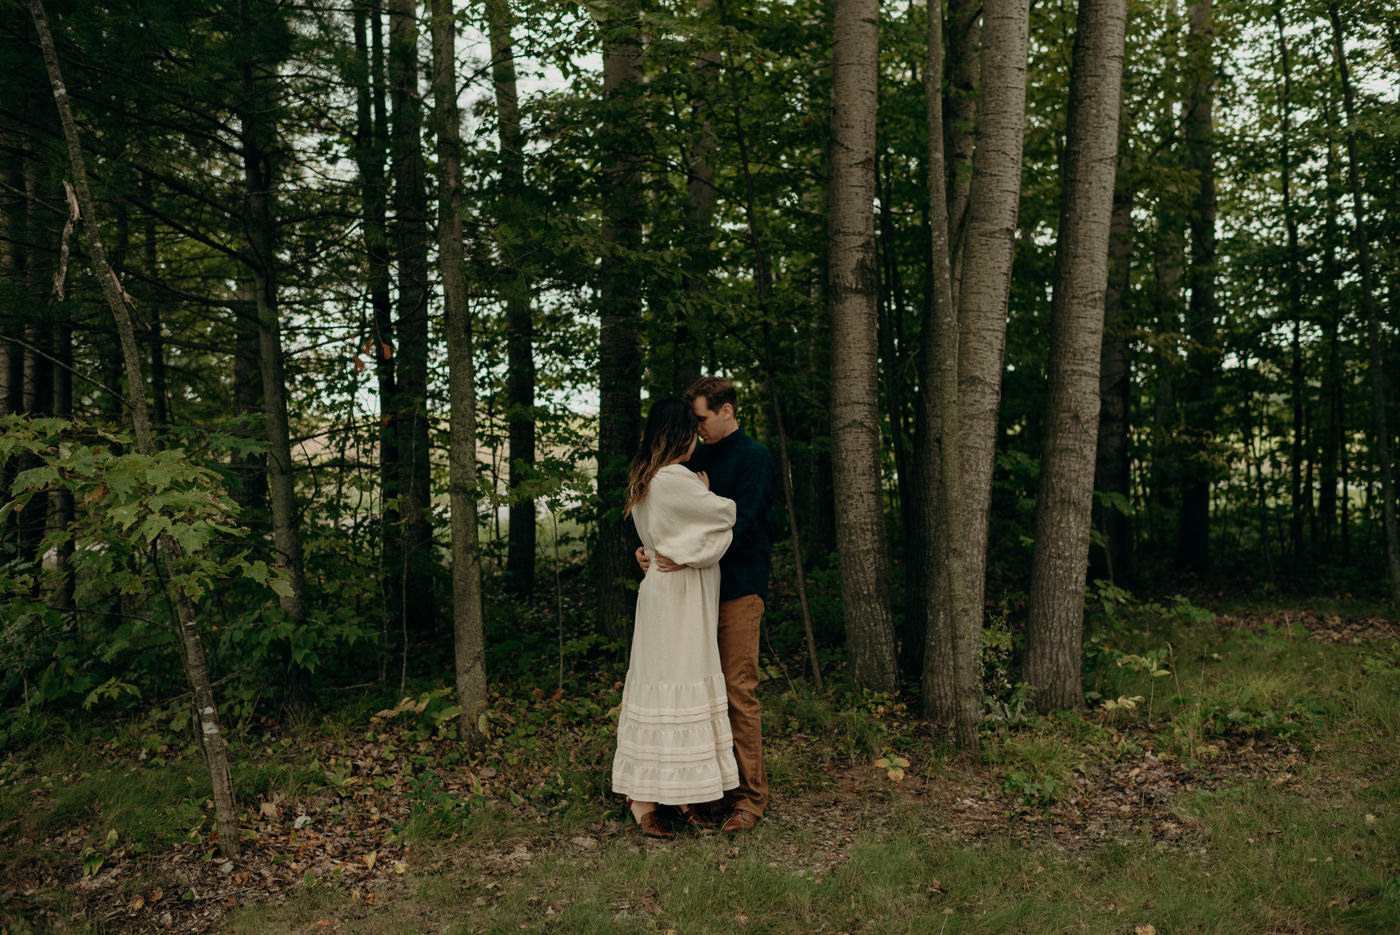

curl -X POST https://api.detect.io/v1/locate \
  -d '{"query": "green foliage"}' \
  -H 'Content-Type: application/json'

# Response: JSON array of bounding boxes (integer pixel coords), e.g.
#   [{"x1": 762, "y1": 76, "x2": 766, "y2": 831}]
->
[{"x1": 0, "y1": 417, "x2": 374, "y2": 733}]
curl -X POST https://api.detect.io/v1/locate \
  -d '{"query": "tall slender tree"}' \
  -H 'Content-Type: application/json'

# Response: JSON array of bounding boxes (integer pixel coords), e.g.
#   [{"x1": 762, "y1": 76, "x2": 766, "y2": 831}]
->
[
  {"x1": 917, "y1": 0, "x2": 971, "y2": 739},
  {"x1": 1275, "y1": 5, "x2": 1307, "y2": 567},
  {"x1": 947, "y1": 0, "x2": 1032, "y2": 744},
  {"x1": 387, "y1": 0, "x2": 435, "y2": 642},
  {"x1": 829, "y1": 0, "x2": 898, "y2": 692},
  {"x1": 485, "y1": 0, "x2": 538, "y2": 599},
  {"x1": 1329, "y1": 2, "x2": 1400, "y2": 605},
  {"x1": 351, "y1": 1, "x2": 397, "y2": 619},
  {"x1": 1176, "y1": 0, "x2": 1218, "y2": 571},
  {"x1": 1024, "y1": 0, "x2": 1127, "y2": 712},
  {"x1": 431, "y1": 0, "x2": 486, "y2": 732},
  {"x1": 596, "y1": 0, "x2": 644, "y2": 638},
  {"x1": 236, "y1": 0, "x2": 311, "y2": 712},
  {"x1": 1092, "y1": 152, "x2": 1134, "y2": 585},
  {"x1": 25, "y1": 0, "x2": 239, "y2": 855}
]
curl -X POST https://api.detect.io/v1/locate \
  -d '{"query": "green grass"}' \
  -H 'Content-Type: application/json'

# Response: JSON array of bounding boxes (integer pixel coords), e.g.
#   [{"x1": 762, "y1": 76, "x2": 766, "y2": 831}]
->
[
  {"x1": 6, "y1": 604, "x2": 1399, "y2": 934},
  {"x1": 222, "y1": 781, "x2": 1399, "y2": 934}
]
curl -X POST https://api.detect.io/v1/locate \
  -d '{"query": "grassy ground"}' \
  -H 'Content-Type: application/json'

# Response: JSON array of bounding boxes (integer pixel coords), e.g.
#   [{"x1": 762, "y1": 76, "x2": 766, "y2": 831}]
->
[{"x1": 2, "y1": 599, "x2": 1397, "y2": 934}]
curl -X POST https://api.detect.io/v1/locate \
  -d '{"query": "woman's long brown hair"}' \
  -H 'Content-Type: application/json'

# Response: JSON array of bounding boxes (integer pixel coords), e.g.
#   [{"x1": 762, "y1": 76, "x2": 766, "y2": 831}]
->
[{"x1": 624, "y1": 398, "x2": 698, "y2": 516}]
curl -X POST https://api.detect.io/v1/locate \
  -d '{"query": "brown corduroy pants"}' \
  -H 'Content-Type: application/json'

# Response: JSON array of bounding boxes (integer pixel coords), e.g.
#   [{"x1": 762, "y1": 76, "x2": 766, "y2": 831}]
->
[{"x1": 717, "y1": 595, "x2": 768, "y2": 816}]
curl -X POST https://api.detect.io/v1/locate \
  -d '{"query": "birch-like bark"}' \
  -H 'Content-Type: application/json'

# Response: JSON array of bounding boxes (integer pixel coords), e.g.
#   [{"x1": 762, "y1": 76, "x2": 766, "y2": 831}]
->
[
  {"x1": 829, "y1": 0, "x2": 898, "y2": 691},
  {"x1": 26, "y1": 0, "x2": 239, "y2": 856},
  {"x1": 1025, "y1": 0, "x2": 1127, "y2": 712},
  {"x1": 1329, "y1": 3, "x2": 1400, "y2": 606},
  {"x1": 431, "y1": 0, "x2": 487, "y2": 734},
  {"x1": 950, "y1": 0, "x2": 1031, "y2": 743}
]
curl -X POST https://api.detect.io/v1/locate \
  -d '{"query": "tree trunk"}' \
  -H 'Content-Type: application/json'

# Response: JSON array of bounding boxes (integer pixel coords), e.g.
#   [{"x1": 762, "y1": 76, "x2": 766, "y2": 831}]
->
[
  {"x1": 431, "y1": 0, "x2": 486, "y2": 735},
  {"x1": 231, "y1": 286, "x2": 266, "y2": 514},
  {"x1": 486, "y1": 0, "x2": 538, "y2": 599},
  {"x1": 713, "y1": 0, "x2": 822, "y2": 689},
  {"x1": 829, "y1": 0, "x2": 898, "y2": 692},
  {"x1": 351, "y1": 0, "x2": 397, "y2": 646},
  {"x1": 949, "y1": 0, "x2": 1032, "y2": 745},
  {"x1": 237, "y1": 0, "x2": 311, "y2": 715},
  {"x1": 388, "y1": 0, "x2": 435, "y2": 643},
  {"x1": 1090, "y1": 162, "x2": 1133, "y2": 585},
  {"x1": 0, "y1": 93, "x2": 25, "y2": 558},
  {"x1": 1317, "y1": 133, "x2": 1343, "y2": 550},
  {"x1": 596, "y1": 0, "x2": 645, "y2": 639},
  {"x1": 1329, "y1": 3, "x2": 1400, "y2": 606},
  {"x1": 1275, "y1": 6, "x2": 1306, "y2": 567},
  {"x1": 1176, "y1": 0, "x2": 1217, "y2": 573},
  {"x1": 26, "y1": 0, "x2": 239, "y2": 856},
  {"x1": 675, "y1": 0, "x2": 719, "y2": 394},
  {"x1": 944, "y1": 0, "x2": 980, "y2": 305},
  {"x1": 1024, "y1": 0, "x2": 1127, "y2": 713},
  {"x1": 917, "y1": 0, "x2": 967, "y2": 732}
]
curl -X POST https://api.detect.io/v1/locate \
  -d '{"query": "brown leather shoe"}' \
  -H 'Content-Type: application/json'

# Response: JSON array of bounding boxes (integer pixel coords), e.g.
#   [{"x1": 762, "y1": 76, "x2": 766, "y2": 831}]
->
[
  {"x1": 637, "y1": 809, "x2": 676, "y2": 839},
  {"x1": 625, "y1": 798, "x2": 676, "y2": 840},
  {"x1": 679, "y1": 804, "x2": 719, "y2": 829},
  {"x1": 721, "y1": 809, "x2": 760, "y2": 833}
]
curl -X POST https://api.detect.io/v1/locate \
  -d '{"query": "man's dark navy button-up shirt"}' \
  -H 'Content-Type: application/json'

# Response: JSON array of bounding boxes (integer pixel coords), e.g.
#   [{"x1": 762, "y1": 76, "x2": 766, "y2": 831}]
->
[{"x1": 686, "y1": 426, "x2": 777, "y2": 602}]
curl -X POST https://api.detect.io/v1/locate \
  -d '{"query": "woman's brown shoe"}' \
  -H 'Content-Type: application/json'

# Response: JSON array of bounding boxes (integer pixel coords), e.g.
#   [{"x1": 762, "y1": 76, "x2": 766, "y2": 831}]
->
[
  {"x1": 678, "y1": 804, "x2": 719, "y2": 830},
  {"x1": 625, "y1": 798, "x2": 676, "y2": 839},
  {"x1": 636, "y1": 809, "x2": 676, "y2": 839}
]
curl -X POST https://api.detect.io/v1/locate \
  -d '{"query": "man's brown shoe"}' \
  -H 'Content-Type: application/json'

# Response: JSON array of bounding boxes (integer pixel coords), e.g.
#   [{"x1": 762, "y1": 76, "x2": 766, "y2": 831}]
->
[
  {"x1": 721, "y1": 809, "x2": 760, "y2": 833},
  {"x1": 679, "y1": 804, "x2": 719, "y2": 830}
]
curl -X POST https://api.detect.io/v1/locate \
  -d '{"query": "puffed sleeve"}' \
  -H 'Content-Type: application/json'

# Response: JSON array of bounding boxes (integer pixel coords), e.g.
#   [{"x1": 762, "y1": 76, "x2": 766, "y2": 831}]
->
[{"x1": 649, "y1": 468, "x2": 736, "y2": 568}]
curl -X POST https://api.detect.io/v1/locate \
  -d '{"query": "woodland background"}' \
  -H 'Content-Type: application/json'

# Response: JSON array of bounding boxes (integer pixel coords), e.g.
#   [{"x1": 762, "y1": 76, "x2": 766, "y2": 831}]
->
[{"x1": 0, "y1": 0, "x2": 1398, "y2": 929}]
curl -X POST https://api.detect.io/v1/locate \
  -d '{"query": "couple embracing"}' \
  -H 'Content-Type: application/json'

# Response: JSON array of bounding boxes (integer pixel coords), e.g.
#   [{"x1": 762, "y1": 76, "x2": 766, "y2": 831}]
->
[{"x1": 610, "y1": 377, "x2": 777, "y2": 839}]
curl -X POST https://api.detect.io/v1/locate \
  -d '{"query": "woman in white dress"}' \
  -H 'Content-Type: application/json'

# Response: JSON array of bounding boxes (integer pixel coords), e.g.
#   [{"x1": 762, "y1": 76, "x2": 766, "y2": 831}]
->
[{"x1": 611, "y1": 398, "x2": 740, "y2": 838}]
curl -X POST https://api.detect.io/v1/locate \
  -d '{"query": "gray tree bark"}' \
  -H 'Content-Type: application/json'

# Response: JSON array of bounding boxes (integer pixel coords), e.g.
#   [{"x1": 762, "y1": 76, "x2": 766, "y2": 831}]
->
[
  {"x1": 26, "y1": 0, "x2": 239, "y2": 856},
  {"x1": 431, "y1": 0, "x2": 487, "y2": 735},
  {"x1": 917, "y1": 0, "x2": 969, "y2": 734},
  {"x1": 829, "y1": 0, "x2": 898, "y2": 692},
  {"x1": 949, "y1": 0, "x2": 1032, "y2": 744},
  {"x1": 1025, "y1": 0, "x2": 1127, "y2": 713},
  {"x1": 944, "y1": 0, "x2": 980, "y2": 305}
]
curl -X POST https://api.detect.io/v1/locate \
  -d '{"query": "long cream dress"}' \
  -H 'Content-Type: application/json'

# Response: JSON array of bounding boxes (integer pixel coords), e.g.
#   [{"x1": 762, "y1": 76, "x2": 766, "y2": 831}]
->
[{"x1": 611, "y1": 464, "x2": 740, "y2": 804}]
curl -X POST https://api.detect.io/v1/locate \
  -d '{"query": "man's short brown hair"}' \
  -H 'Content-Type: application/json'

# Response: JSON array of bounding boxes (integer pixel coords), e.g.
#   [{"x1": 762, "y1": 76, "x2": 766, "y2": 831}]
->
[{"x1": 684, "y1": 375, "x2": 738, "y2": 414}]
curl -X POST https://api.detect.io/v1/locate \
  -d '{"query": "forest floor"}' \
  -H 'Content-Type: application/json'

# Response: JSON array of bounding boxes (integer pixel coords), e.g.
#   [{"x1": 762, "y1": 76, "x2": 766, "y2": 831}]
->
[{"x1": 2, "y1": 599, "x2": 1398, "y2": 934}]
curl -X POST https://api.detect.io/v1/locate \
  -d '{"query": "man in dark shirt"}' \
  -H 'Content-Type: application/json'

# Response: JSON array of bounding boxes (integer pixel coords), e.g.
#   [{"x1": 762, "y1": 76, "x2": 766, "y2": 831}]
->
[{"x1": 636, "y1": 376, "x2": 776, "y2": 832}]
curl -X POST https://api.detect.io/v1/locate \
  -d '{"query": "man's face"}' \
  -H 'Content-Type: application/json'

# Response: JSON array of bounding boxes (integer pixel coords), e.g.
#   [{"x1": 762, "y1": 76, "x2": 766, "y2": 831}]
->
[{"x1": 692, "y1": 396, "x2": 734, "y2": 444}]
